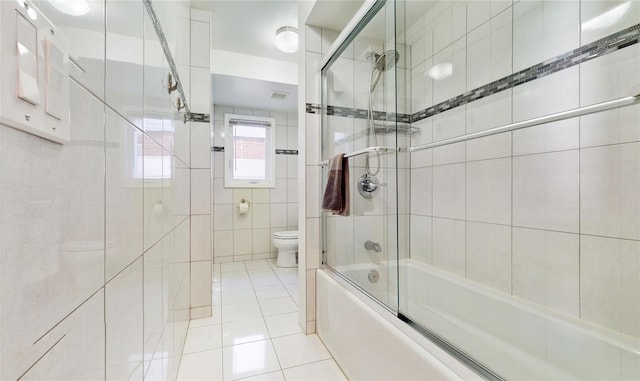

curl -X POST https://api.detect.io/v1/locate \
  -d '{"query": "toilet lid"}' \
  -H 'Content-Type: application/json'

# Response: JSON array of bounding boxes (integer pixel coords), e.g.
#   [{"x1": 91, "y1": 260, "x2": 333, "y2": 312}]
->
[{"x1": 273, "y1": 230, "x2": 298, "y2": 239}]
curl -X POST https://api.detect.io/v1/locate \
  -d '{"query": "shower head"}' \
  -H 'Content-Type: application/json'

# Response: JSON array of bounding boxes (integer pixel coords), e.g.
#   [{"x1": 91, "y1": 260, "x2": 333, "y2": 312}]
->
[
  {"x1": 374, "y1": 50, "x2": 400, "y2": 72},
  {"x1": 369, "y1": 50, "x2": 400, "y2": 92}
]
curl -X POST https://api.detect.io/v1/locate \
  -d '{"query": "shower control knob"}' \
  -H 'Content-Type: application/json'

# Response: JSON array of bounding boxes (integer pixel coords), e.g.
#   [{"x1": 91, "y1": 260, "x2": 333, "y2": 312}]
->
[{"x1": 358, "y1": 173, "x2": 379, "y2": 199}]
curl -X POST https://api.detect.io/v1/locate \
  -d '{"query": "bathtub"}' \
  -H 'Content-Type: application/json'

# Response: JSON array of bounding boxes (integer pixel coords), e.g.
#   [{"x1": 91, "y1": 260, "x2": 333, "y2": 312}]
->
[{"x1": 317, "y1": 259, "x2": 640, "y2": 380}]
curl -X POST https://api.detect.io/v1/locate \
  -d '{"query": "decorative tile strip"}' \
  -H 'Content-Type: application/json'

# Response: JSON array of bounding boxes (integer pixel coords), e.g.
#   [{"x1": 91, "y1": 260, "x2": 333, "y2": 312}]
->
[
  {"x1": 309, "y1": 24, "x2": 640, "y2": 126},
  {"x1": 410, "y1": 23, "x2": 640, "y2": 123},
  {"x1": 305, "y1": 103, "x2": 412, "y2": 123},
  {"x1": 306, "y1": 103, "x2": 321, "y2": 114},
  {"x1": 212, "y1": 146, "x2": 298, "y2": 155},
  {"x1": 190, "y1": 113, "x2": 210, "y2": 123},
  {"x1": 276, "y1": 149, "x2": 299, "y2": 155}
]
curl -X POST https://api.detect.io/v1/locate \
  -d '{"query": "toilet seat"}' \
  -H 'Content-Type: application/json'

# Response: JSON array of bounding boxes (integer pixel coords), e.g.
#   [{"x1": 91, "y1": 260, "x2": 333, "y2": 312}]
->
[{"x1": 273, "y1": 230, "x2": 298, "y2": 239}]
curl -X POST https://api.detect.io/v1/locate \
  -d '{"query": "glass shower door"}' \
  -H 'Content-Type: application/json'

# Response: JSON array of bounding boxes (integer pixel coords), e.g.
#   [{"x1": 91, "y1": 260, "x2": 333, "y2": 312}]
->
[{"x1": 321, "y1": 0, "x2": 402, "y2": 311}]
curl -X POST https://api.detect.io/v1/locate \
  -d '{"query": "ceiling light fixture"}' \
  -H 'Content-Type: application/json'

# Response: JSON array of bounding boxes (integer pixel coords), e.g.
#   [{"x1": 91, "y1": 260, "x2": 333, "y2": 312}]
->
[
  {"x1": 48, "y1": 0, "x2": 90, "y2": 16},
  {"x1": 274, "y1": 26, "x2": 298, "y2": 53}
]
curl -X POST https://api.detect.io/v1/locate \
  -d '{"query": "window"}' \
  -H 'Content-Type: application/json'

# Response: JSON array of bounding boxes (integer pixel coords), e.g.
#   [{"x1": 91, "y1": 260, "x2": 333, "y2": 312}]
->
[{"x1": 224, "y1": 114, "x2": 275, "y2": 188}]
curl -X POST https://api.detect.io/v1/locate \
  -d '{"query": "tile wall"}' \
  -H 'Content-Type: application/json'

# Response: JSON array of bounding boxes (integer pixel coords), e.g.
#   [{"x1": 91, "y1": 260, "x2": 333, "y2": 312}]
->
[
  {"x1": 406, "y1": 0, "x2": 640, "y2": 339},
  {"x1": 0, "y1": 1, "x2": 212, "y2": 379},
  {"x1": 211, "y1": 105, "x2": 299, "y2": 263}
]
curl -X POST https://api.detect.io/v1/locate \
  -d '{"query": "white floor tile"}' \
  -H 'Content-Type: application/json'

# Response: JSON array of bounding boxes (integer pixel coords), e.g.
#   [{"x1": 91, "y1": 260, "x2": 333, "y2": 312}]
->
[
  {"x1": 282, "y1": 359, "x2": 347, "y2": 381},
  {"x1": 272, "y1": 334, "x2": 331, "y2": 369},
  {"x1": 222, "y1": 318, "x2": 270, "y2": 347},
  {"x1": 177, "y1": 349, "x2": 223, "y2": 380},
  {"x1": 285, "y1": 284, "x2": 299, "y2": 305},
  {"x1": 222, "y1": 278, "x2": 254, "y2": 291},
  {"x1": 179, "y1": 260, "x2": 338, "y2": 381},
  {"x1": 264, "y1": 312, "x2": 303, "y2": 338},
  {"x1": 223, "y1": 340, "x2": 281, "y2": 380},
  {"x1": 254, "y1": 285, "x2": 290, "y2": 301},
  {"x1": 189, "y1": 310, "x2": 222, "y2": 328},
  {"x1": 221, "y1": 262, "x2": 247, "y2": 273},
  {"x1": 259, "y1": 297, "x2": 298, "y2": 316},
  {"x1": 183, "y1": 324, "x2": 223, "y2": 354},
  {"x1": 251, "y1": 276, "x2": 282, "y2": 288},
  {"x1": 222, "y1": 288, "x2": 257, "y2": 305},
  {"x1": 222, "y1": 302, "x2": 263, "y2": 323},
  {"x1": 245, "y1": 260, "x2": 273, "y2": 270},
  {"x1": 240, "y1": 370, "x2": 285, "y2": 381}
]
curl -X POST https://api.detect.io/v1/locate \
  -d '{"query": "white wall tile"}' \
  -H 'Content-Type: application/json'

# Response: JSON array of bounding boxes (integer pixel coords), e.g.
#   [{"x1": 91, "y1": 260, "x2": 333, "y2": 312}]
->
[
  {"x1": 410, "y1": 215, "x2": 432, "y2": 264},
  {"x1": 466, "y1": 158, "x2": 511, "y2": 225},
  {"x1": 513, "y1": 150, "x2": 579, "y2": 233},
  {"x1": 190, "y1": 122, "x2": 211, "y2": 169},
  {"x1": 581, "y1": 0, "x2": 640, "y2": 44},
  {"x1": 252, "y1": 203, "x2": 270, "y2": 229},
  {"x1": 580, "y1": 143, "x2": 640, "y2": 240},
  {"x1": 432, "y1": 38, "x2": 467, "y2": 105},
  {"x1": 190, "y1": 20, "x2": 210, "y2": 68},
  {"x1": 432, "y1": 218, "x2": 466, "y2": 276},
  {"x1": 106, "y1": 259, "x2": 143, "y2": 380},
  {"x1": 191, "y1": 261, "x2": 212, "y2": 307},
  {"x1": 512, "y1": 0, "x2": 580, "y2": 71},
  {"x1": 513, "y1": 66, "x2": 579, "y2": 122},
  {"x1": 191, "y1": 169, "x2": 211, "y2": 214},
  {"x1": 580, "y1": 235, "x2": 640, "y2": 338},
  {"x1": 214, "y1": 231, "x2": 233, "y2": 257},
  {"x1": 305, "y1": 52, "x2": 322, "y2": 105},
  {"x1": 512, "y1": 119, "x2": 579, "y2": 156},
  {"x1": 466, "y1": 9, "x2": 512, "y2": 90},
  {"x1": 106, "y1": 0, "x2": 143, "y2": 129},
  {"x1": 190, "y1": 67, "x2": 211, "y2": 114},
  {"x1": 252, "y1": 228, "x2": 271, "y2": 254},
  {"x1": 512, "y1": 228, "x2": 579, "y2": 316},
  {"x1": 433, "y1": 163, "x2": 465, "y2": 220},
  {"x1": 233, "y1": 229, "x2": 253, "y2": 255},
  {"x1": 191, "y1": 215, "x2": 212, "y2": 261},
  {"x1": 466, "y1": 222, "x2": 511, "y2": 293},
  {"x1": 252, "y1": 189, "x2": 270, "y2": 204},
  {"x1": 433, "y1": 2, "x2": 467, "y2": 54},
  {"x1": 410, "y1": 167, "x2": 433, "y2": 216}
]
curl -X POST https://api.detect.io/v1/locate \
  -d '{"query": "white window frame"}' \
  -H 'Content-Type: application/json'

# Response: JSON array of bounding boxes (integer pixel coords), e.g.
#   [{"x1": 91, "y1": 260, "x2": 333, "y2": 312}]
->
[{"x1": 224, "y1": 114, "x2": 276, "y2": 188}]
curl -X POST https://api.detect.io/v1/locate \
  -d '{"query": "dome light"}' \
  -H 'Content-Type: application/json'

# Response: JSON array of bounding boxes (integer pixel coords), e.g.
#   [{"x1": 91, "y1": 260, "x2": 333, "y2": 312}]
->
[{"x1": 274, "y1": 26, "x2": 298, "y2": 53}]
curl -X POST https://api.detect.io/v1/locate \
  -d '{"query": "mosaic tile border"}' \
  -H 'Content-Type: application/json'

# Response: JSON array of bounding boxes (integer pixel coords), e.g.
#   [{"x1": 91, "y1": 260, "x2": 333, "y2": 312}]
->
[
  {"x1": 410, "y1": 23, "x2": 640, "y2": 123},
  {"x1": 308, "y1": 23, "x2": 640, "y2": 125},
  {"x1": 190, "y1": 113, "x2": 210, "y2": 123},
  {"x1": 211, "y1": 146, "x2": 298, "y2": 155},
  {"x1": 305, "y1": 103, "x2": 412, "y2": 123}
]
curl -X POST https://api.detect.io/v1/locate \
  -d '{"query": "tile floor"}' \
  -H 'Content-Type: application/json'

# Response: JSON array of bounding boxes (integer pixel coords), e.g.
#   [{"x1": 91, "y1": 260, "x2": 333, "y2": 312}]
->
[{"x1": 177, "y1": 260, "x2": 348, "y2": 381}]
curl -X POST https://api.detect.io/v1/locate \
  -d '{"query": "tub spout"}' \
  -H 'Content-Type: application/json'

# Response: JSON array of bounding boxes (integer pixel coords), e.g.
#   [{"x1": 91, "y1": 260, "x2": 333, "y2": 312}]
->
[{"x1": 364, "y1": 240, "x2": 382, "y2": 252}]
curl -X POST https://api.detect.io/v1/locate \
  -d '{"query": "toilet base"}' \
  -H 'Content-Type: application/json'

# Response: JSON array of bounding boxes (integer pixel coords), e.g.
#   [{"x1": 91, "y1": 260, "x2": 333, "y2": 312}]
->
[{"x1": 276, "y1": 249, "x2": 297, "y2": 268}]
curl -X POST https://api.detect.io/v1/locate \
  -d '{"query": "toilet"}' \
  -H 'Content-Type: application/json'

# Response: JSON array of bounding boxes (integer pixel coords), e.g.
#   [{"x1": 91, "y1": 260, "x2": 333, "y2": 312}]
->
[{"x1": 272, "y1": 230, "x2": 299, "y2": 268}]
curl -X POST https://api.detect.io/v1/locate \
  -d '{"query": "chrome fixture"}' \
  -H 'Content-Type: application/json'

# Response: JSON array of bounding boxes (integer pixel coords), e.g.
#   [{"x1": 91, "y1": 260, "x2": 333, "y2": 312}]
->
[
  {"x1": 364, "y1": 240, "x2": 382, "y2": 253},
  {"x1": 365, "y1": 49, "x2": 400, "y2": 177},
  {"x1": 358, "y1": 173, "x2": 380, "y2": 199},
  {"x1": 368, "y1": 269, "x2": 379, "y2": 283}
]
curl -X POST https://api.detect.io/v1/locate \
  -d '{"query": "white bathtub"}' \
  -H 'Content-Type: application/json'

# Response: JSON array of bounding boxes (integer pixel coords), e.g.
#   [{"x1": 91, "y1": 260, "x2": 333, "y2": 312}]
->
[{"x1": 318, "y1": 259, "x2": 640, "y2": 380}]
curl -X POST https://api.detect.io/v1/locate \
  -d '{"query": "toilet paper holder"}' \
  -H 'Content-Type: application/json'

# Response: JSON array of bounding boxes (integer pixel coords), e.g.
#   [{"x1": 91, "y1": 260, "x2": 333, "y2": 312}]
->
[{"x1": 238, "y1": 199, "x2": 250, "y2": 214}]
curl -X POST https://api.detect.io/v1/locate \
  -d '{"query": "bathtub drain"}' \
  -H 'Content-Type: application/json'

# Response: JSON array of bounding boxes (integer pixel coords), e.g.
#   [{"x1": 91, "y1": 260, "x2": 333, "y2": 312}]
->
[{"x1": 368, "y1": 269, "x2": 379, "y2": 283}]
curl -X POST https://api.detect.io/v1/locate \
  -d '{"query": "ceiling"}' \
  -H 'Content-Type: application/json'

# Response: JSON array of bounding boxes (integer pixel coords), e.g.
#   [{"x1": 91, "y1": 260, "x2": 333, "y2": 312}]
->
[
  {"x1": 191, "y1": 0, "x2": 300, "y2": 63},
  {"x1": 189, "y1": 0, "x2": 365, "y2": 112}
]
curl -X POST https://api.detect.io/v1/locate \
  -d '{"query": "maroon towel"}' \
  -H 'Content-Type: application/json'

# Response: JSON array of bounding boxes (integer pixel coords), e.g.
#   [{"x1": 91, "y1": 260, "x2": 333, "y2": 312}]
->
[{"x1": 322, "y1": 154, "x2": 350, "y2": 216}]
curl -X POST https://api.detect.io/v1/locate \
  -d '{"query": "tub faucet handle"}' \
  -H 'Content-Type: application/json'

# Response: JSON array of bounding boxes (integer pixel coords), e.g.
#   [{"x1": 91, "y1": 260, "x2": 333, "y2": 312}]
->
[{"x1": 364, "y1": 240, "x2": 382, "y2": 252}]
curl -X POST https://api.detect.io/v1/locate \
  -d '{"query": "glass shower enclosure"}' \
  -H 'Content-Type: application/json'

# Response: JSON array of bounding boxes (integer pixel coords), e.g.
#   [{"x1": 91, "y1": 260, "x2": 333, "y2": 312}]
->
[{"x1": 320, "y1": 0, "x2": 640, "y2": 379}]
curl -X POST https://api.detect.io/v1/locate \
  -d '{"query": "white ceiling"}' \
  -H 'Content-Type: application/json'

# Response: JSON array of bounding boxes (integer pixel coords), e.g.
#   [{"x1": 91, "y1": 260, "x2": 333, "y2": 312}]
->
[
  {"x1": 189, "y1": 0, "x2": 364, "y2": 112},
  {"x1": 191, "y1": 0, "x2": 301, "y2": 63},
  {"x1": 211, "y1": 74, "x2": 298, "y2": 112}
]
